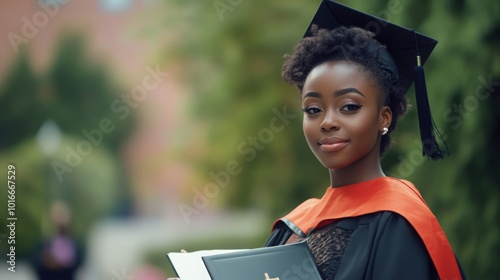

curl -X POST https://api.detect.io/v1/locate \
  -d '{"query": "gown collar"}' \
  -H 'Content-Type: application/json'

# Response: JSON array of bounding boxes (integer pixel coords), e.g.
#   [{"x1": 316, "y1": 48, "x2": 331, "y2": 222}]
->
[{"x1": 272, "y1": 176, "x2": 461, "y2": 280}]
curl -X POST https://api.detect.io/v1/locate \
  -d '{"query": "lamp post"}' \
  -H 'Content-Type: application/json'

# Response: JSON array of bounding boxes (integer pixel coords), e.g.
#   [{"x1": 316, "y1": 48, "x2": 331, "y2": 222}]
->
[
  {"x1": 36, "y1": 119, "x2": 62, "y2": 235},
  {"x1": 36, "y1": 119, "x2": 61, "y2": 158}
]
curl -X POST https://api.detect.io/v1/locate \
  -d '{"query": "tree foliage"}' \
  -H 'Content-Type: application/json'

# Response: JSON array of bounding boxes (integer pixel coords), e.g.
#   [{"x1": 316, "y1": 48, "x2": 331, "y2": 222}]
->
[{"x1": 0, "y1": 33, "x2": 134, "y2": 257}]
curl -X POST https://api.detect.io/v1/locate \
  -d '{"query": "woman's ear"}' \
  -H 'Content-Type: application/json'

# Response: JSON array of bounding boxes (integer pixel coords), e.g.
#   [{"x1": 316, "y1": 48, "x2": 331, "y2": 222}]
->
[{"x1": 379, "y1": 106, "x2": 392, "y2": 131}]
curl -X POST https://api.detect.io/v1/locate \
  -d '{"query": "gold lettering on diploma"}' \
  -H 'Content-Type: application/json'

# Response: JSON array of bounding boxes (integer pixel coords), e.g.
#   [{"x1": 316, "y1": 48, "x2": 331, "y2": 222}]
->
[{"x1": 264, "y1": 272, "x2": 280, "y2": 280}]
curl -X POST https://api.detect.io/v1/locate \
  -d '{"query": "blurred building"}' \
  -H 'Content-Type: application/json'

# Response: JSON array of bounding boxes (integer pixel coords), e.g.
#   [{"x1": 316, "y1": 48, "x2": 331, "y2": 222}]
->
[
  {"x1": 0, "y1": 1, "x2": 196, "y2": 279},
  {"x1": 0, "y1": 0, "x2": 189, "y2": 218}
]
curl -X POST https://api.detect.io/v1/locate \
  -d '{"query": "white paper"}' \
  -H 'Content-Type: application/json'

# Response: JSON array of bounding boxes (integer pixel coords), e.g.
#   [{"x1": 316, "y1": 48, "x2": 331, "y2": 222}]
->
[{"x1": 168, "y1": 249, "x2": 247, "y2": 280}]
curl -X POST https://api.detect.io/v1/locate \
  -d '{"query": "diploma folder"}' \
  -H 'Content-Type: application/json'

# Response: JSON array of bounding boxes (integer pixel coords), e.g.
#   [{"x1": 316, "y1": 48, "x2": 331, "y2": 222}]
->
[{"x1": 202, "y1": 241, "x2": 323, "y2": 280}]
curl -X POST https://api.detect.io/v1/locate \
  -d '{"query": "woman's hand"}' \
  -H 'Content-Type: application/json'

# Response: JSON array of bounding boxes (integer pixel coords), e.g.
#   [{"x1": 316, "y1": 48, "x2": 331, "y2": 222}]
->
[{"x1": 167, "y1": 249, "x2": 187, "y2": 280}]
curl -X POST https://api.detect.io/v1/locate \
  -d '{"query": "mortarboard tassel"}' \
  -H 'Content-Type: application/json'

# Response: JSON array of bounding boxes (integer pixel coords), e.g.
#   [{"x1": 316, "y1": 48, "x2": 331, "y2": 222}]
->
[{"x1": 412, "y1": 30, "x2": 449, "y2": 160}]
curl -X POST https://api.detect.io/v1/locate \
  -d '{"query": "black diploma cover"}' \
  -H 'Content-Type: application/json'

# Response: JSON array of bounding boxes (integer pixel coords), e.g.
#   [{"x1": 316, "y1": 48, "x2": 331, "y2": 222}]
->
[{"x1": 202, "y1": 241, "x2": 323, "y2": 280}]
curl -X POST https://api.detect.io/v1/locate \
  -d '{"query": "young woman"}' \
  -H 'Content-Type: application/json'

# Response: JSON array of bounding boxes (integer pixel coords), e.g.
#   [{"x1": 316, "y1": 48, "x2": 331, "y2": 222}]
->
[
  {"x1": 168, "y1": 1, "x2": 466, "y2": 279},
  {"x1": 265, "y1": 1, "x2": 466, "y2": 279}
]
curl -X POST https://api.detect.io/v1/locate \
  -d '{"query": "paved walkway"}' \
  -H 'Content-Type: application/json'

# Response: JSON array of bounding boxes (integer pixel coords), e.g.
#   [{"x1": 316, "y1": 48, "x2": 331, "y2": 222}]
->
[{"x1": 0, "y1": 211, "x2": 266, "y2": 280}]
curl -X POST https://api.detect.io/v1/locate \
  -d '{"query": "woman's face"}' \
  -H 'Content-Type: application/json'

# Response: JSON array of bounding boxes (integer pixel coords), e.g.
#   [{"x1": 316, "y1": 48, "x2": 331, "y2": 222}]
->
[{"x1": 301, "y1": 61, "x2": 390, "y2": 170}]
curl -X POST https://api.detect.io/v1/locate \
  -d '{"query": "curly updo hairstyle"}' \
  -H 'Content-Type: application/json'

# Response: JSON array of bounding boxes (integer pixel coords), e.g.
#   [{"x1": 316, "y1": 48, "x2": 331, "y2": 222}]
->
[{"x1": 282, "y1": 25, "x2": 408, "y2": 155}]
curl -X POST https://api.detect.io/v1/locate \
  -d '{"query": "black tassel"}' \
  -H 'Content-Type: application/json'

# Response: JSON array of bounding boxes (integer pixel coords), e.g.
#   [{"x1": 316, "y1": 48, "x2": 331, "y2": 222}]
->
[
  {"x1": 414, "y1": 59, "x2": 449, "y2": 160},
  {"x1": 412, "y1": 29, "x2": 449, "y2": 160}
]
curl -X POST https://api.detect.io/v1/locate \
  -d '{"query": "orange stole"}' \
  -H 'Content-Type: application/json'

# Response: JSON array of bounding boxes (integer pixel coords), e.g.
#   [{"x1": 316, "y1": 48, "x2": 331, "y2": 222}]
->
[{"x1": 272, "y1": 177, "x2": 461, "y2": 280}]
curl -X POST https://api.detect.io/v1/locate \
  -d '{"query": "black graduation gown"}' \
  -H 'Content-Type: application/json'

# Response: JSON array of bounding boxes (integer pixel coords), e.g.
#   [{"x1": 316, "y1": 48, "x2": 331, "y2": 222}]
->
[{"x1": 265, "y1": 211, "x2": 466, "y2": 280}]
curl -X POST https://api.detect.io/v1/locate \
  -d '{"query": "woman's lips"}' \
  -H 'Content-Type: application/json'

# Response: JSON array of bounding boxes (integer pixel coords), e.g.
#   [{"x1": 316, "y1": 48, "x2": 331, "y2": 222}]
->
[{"x1": 319, "y1": 137, "x2": 349, "y2": 152}]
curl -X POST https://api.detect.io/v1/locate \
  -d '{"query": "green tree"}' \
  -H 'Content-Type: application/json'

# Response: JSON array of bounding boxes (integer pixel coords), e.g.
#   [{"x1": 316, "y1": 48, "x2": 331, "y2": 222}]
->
[
  {"x1": 394, "y1": 0, "x2": 500, "y2": 278},
  {"x1": 0, "y1": 48, "x2": 43, "y2": 149},
  {"x1": 155, "y1": 0, "x2": 325, "y2": 216},
  {"x1": 0, "y1": 33, "x2": 135, "y2": 257},
  {"x1": 46, "y1": 33, "x2": 133, "y2": 152}
]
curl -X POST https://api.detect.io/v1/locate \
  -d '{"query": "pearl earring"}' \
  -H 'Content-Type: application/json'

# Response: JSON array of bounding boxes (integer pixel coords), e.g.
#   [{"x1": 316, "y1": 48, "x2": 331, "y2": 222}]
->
[{"x1": 382, "y1": 127, "x2": 389, "y2": 135}]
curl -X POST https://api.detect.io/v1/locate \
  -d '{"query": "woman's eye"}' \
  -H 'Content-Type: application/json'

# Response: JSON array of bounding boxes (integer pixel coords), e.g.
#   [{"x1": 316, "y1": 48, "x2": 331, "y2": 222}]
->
[
  {"x1": 341, "y1": 103, "x2": 362, "y2": 112},
  {"x1": 302, "y1": 107, "x2": 322, "y2": 115}
]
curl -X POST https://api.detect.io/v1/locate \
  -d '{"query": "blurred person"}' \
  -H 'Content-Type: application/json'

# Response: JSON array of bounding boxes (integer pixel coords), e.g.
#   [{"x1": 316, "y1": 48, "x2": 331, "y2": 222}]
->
[{"x1": 33, "y1": 201, "x2": 83, "y2": 280}]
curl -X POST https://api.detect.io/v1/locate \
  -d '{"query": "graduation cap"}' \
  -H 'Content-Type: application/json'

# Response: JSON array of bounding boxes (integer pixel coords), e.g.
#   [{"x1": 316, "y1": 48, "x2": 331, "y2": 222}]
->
[{"x1": 305, "y1": 0, "x2": 449, "y2": 160}]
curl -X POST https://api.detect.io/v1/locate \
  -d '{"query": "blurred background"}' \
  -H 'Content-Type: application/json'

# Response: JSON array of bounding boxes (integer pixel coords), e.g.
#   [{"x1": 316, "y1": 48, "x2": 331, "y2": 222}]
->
[{"x1": 0, "y1": 0, "x2": 498, "y2": 279}]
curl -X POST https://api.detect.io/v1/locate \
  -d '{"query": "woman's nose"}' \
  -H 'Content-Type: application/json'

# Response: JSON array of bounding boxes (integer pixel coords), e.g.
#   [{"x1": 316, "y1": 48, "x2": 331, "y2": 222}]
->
[{"x1": 320, "y1": 110, "x2": 339, "y2": 131}]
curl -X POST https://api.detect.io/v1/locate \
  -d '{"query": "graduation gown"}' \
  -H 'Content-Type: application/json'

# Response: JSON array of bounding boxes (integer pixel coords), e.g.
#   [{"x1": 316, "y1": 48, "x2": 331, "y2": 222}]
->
[{"x1": 265, "y1": 177, "x2": 466, "y2": 280}]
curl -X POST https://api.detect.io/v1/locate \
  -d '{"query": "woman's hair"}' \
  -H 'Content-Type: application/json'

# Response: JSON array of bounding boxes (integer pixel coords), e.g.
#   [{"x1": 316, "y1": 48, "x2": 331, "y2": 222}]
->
[{"x1": 282, "y1": 25, "x2": 408, "y2": 155}]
